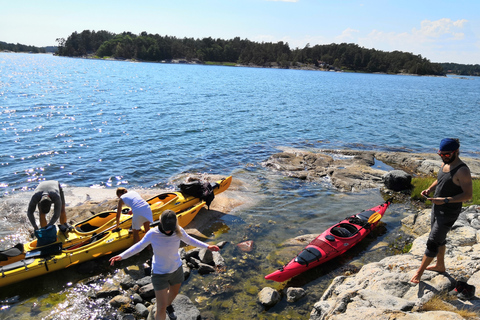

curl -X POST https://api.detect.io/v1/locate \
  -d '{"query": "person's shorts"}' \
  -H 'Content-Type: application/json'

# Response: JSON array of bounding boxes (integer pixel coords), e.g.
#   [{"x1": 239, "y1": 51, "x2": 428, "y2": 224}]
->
[
  {"x1": 151, "y1": 266, "x2": 184, "y2": 291},
  {"x1": 131, "y1": 206, "x2": 153, "y2": 230}
]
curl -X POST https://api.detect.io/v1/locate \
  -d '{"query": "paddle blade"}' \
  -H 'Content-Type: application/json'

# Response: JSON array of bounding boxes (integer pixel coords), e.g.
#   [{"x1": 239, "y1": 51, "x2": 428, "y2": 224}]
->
[{"x1": 368, "y1": 212, "x2": 382, "y2": 224}]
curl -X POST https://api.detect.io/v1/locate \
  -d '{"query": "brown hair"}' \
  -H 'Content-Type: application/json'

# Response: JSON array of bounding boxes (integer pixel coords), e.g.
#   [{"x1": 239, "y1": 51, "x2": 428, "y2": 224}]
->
[
  {"x1": 160, "y1": 210, "x2": 181, "y2": 235},
  {"x1": 116, "y1": 187, "x2": 128, "y2": 197}
]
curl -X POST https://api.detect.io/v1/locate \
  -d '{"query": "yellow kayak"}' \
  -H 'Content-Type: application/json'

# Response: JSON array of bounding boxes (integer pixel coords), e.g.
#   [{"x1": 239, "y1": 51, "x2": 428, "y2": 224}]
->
[
  {"x1": 0, "y1": 202, "x2": 205, "y2": 288},
  {"x1": 0, "y1": 176, "x2": 232, "y2": 287},
  {"x1": 69, "y1": 175, "x2": 232, "y2": 237}
]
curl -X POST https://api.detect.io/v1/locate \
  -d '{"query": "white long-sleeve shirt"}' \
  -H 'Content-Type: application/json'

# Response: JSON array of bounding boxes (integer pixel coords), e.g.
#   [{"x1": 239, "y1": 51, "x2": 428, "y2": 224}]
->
[{"x1": 119, "y1": 226, "x2": 209, "y2": 274}]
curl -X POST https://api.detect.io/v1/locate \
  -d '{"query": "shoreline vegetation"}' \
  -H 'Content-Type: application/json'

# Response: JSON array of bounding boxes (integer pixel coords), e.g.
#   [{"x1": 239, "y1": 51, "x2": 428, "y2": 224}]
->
[{"x1": 2, "y1": 31, "x2": 480, "y2": 76}]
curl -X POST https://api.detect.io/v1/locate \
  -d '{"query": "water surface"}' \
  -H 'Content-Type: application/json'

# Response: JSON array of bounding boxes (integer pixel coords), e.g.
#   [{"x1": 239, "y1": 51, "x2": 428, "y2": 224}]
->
[{"x1": 1, "y1": 53, "x2": 479, "y2": 318}]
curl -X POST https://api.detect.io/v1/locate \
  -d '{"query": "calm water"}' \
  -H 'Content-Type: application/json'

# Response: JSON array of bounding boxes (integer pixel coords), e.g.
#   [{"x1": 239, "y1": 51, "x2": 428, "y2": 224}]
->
[{"x1": 1, "y1": 53, "x2": 479, "y2": 319}]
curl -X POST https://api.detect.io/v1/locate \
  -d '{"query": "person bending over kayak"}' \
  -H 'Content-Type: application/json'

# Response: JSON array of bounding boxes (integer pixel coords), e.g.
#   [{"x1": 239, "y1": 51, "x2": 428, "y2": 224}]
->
[
  {"x1": 410, "y1": 138, "x2": 472, "y2": 284},
  {"x1": 110, "y1": 210, "x2": 220, "y2": 320},
  {"x1": 27, "y1": 180, "x2": 67, "y2": 230},
  {"x1": 116, "y1": 187, "x2": 154, "y2": 244}
]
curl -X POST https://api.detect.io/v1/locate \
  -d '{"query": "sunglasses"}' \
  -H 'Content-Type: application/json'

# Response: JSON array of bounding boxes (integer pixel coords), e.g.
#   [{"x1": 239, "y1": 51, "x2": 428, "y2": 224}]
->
[{"x1": 437, "y1": 151, "x2": 454, "y2": 157}]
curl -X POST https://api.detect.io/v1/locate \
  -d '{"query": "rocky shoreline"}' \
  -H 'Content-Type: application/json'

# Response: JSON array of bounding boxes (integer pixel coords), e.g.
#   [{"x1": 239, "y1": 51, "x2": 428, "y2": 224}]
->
[
  {"x1": 261, "y1": 148, "x2": 480, "y2": 191},
  {"x1": 259, "y1": 149, "x2": 480, "y2": 319},
  {"x1": 16, "y1": 150, "x2": 480, "y2": 319}
]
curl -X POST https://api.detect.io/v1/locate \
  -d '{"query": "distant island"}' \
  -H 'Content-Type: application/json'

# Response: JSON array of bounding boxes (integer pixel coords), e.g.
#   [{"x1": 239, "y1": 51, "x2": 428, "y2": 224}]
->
[
  {"x1": 2, "y1": 31, "x2": 480, "y2": 76},
  {"x1": 0, "y1": 40, "x2": 56, "y2": 54}
]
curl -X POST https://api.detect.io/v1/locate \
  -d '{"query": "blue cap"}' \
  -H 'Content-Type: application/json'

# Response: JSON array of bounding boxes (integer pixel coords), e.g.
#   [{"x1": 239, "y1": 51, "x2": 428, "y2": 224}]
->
[{"x1": 439, "y1": 138, "x2": 459, "y2": 151}]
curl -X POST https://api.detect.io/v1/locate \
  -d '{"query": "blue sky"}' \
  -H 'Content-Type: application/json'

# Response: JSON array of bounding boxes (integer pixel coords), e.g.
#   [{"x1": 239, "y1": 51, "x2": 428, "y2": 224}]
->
[{"x1": 1, "y1": 0, "x2": 479, "y2": 64}]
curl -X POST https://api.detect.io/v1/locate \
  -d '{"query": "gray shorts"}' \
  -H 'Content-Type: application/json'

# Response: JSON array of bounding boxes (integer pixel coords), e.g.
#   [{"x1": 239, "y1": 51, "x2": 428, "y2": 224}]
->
[
  {"x1": 151, "y1": 266, "x2": 184, "y2": 291},
  {"x1": 425, "y1": 205, "x2": 460, "y2": 257}
]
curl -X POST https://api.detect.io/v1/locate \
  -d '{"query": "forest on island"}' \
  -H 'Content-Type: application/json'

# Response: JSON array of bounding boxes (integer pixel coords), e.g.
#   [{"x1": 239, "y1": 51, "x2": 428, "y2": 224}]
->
[
  {"x1": 2, "y1": 30, "x2": 480, "y2": 76},
  {"x1": 441, "y1": 62, "x2": 480, "y2": 77},
  {"x1": 55, "y1": 30, "x2": 446, "y2": 76},
  {"x1": 0, "y1": 41, "x2": 47, "y2": 53}
]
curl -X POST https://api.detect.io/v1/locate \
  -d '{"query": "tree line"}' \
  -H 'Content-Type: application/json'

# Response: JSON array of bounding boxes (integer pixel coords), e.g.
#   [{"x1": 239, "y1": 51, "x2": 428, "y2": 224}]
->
[
  {"x1": 3, "y1": 30, "x2": 479, "y2": 76},
  {"x1": 0, "y1": 41, "x2": 46, "y2": 53},
  {"x1": 441, "y1": 63, "x2": 480, "y2": 76},
  {"x1": 55, "y1": 30, "x2": 446, "y2": 75}
]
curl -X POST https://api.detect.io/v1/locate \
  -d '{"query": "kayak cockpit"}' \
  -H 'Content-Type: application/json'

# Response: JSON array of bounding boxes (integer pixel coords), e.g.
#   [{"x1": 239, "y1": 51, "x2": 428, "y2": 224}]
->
[
  {"x1": 0, "y1": 244, "x2": 24, "y2": 261},
  {"x1": 330, "y1": 223, "x2": 358, "y2": 238}
]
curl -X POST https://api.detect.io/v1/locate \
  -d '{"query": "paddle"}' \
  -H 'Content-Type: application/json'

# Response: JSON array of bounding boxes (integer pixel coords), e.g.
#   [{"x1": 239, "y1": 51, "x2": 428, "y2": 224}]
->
[
  {"x1": 346, "y1": 211, "x2": 382, "y2": 237},
  {"x1": 64, "y1": 216, "x2": 131, "y2": 250},
  {"x1": 367, "y1": 211, "x2": 382, "y2": 224}
]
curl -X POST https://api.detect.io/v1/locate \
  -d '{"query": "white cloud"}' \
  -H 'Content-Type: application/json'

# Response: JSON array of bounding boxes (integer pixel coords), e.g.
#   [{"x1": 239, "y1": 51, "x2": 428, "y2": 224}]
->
[
  {"x1": 413, "y1": 18, "x2": 467, "y2": 40},
  {"x1": 335, "y1": 28, "x2": 360, "y2": 43},
  {"x1": 353, "y1": 18, "x2": 472, "y2": 62}
]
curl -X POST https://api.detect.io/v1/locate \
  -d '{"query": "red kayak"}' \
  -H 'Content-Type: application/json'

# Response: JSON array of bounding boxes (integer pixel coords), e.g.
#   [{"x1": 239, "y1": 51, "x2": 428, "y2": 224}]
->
[{"x1": 265, "y1": 200, "x2": 392, "y2": 282}]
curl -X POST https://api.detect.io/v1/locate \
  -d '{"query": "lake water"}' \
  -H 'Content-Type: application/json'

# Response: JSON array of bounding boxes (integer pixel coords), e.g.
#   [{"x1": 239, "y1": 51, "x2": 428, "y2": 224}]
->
[{"x1": 0, "y1": 53, "x2": 479, "y2": 319}]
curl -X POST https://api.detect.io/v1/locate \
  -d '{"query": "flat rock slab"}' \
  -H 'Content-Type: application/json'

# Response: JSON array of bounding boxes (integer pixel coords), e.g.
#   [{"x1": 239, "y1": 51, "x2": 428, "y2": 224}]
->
[{"x1": 261, "y1": 149, "x2": 480, "y2": 191}]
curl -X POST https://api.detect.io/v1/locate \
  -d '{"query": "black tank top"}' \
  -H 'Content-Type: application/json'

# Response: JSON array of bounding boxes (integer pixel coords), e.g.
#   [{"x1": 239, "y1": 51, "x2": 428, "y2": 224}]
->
[{"x1": 434, "y1": 162, "x2": 467, "y2": 212}]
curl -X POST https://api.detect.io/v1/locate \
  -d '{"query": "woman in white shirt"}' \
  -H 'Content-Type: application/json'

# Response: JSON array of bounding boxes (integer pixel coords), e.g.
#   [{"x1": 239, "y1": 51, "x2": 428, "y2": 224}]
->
[
  {"x1": 110, "y1": 210, "x2": 220, "y2": 320},
  {"x1": 115, "y1": 187, "x2": 154, "y2": 244}
]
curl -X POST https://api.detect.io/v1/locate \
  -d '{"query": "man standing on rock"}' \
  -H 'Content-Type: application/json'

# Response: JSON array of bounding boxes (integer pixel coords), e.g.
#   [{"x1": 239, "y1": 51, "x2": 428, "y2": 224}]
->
[{"x1": 410, "y1": 138, "x2": 472, "y2": 283}]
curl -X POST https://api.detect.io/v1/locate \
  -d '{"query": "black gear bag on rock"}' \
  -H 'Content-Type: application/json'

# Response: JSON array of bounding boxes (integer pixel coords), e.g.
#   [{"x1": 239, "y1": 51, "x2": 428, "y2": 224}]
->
[{"x1": 179, "y1": 180, "x2": 215, "y2": 209}]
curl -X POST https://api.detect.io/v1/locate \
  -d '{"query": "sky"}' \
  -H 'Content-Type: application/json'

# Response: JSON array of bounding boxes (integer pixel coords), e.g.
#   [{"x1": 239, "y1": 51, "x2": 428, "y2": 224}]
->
[{"x1": 1, "y1": 0, "x2": 479, "y2": 65}]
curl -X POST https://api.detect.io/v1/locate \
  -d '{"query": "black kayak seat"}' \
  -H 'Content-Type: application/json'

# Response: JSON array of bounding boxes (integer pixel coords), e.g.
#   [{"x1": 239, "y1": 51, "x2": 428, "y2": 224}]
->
[
  {"x1": 76, "y1": 223, "x2": 97, "y2": 232},
  {"x1": 330, "y1": 223, "x2": 357, "y2": 238},
  {"x1": 295, "y1": 247, "x2": 322, "y2": 266},
  {"x1": 158, "y1": 193, "x2": 174, "y2": 200},
  {"x1": 97, "y1": 212, "x2": 112, "y2": 218},
  {"x1": 0, "y1": 243, "x2": 24, "y2": 261},
  {"x1": 25, "y1": 242, "x2": 62, "y2": 259},
  {"x1": 357, "y1": 210, "x2": 376, "y2": 221}
]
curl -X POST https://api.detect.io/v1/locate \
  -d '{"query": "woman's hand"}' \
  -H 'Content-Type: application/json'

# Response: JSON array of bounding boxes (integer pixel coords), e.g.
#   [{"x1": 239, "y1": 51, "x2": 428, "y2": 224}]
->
[
  {"x1": 109, "y1": 255, "x2": 122, "y2": 266},
  {"x1": 208, "y1": 245, "x2": 220, "y2": 252}
]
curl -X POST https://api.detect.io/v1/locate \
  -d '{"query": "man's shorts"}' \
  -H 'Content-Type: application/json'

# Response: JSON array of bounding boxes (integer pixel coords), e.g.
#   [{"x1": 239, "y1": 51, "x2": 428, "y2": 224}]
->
[{"x1": 151, "y1": 266, "x2": 184, "y2": 291}]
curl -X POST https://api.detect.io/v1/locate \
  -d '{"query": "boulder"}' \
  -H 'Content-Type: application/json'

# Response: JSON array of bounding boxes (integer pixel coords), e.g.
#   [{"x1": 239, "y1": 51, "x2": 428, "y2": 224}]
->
[
  {"x1": 138, "y1": 283, "x2": 155, "y2": 300},
  {"x1": 197, "y1": 262, "x2": 216, "y2": 275},
  {"x1": 136, "y1": 276, "x2": 151, "y2": 287},
  {"x1": 258, "y1": 287, "x2": 281, "y2": 307},
  {"x1": 286, "y1": 287, "x2": 306, "y2": 303},
  {"x1": 131, "y1": 293, "x2": 143, "y2": 304},
  {"x1": 109, "y1": 295, "x2": 131, "y2": 308},
  {"x1": 119, "y1": 274, "x2": 136, "y2": 290},
  {"x1": 212, "y1": 251, "x2": 226, "y2": 269},
  {"x1": 135, "y1": 303, "x2": 149, "y2": 318},
  {"x1": 96, "y1": 281, "x2": 122, "y2": 298},
  {"x1": 198, "y1": 248, "x2": 214, "y2": 264},
  {"x1": 383, "y1": 170, "x2": 412, "y2": 191},
  {"x1": 182, "y1": 260, "x2": 192, "y2": 280},
  {"x1": 147, "y1": 294, "x2": 201, "y2": 320}
]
